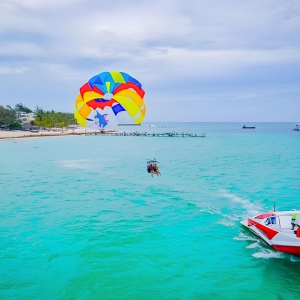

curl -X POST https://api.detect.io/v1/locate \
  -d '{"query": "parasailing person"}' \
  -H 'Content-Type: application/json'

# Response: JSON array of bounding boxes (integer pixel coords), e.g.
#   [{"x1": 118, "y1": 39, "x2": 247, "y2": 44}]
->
[{"x1": 147, "y1": 159, "x2": 161, "y2": 177}]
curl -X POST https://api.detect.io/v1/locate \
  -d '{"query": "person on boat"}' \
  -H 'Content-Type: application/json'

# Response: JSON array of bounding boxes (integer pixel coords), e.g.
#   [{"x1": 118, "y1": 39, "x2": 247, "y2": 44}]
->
[
  {"x1": 153, "y1": 163, "x2": 161, "y2": 176},
  {"x1": 291, "y1": 212, "x2": 297, "y2": 230}
]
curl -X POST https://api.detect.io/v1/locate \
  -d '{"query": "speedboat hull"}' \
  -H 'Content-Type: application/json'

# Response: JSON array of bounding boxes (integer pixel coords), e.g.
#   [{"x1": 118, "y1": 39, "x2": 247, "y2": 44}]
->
[{"x1": 241, "y1": 211, "x2": 300, "y2": 255}]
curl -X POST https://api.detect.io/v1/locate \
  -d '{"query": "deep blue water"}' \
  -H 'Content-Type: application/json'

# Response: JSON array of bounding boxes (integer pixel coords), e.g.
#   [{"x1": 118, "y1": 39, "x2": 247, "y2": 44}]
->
[{"x1": 1, "y1": 123, "x2": 300, "y2": 299}]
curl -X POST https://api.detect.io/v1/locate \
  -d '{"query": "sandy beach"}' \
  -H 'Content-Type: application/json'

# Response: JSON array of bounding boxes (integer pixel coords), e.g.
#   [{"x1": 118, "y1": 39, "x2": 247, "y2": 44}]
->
[{"x1": 0, "y1": 129, "x2": 115, "y2": 140}]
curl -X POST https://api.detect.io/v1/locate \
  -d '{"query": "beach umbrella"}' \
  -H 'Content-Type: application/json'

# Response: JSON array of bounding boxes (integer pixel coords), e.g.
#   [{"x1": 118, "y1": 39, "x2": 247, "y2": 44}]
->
[{"x1": 74, "y1": 71, "x2": 146, "y2": 129}]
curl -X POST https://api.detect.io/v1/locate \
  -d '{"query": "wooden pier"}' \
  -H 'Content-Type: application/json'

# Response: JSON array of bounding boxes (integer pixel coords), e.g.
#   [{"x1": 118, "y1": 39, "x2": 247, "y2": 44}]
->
[{"x1": 84, "y1": 131, "x2": 206, "y2": 137}]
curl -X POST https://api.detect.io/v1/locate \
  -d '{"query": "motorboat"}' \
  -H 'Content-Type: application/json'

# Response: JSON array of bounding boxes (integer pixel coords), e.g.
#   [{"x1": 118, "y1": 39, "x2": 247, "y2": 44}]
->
[
  {"x1": 292, "y1": 124, "x2": 300, "y2": 131},
  {"x1": 242, "y1": 125, "x2": 255, "y2": 129},
  {"x1": 241, "y1": 210, "x2": 300, "y2": 255}
]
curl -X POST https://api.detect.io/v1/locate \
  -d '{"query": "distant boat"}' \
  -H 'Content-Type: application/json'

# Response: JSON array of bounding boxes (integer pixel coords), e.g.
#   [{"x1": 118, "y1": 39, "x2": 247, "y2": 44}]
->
[
  {"x1": 242, "y1": 125, "x2": 255, "y2": 129},
  {"x1": 292, "y1": 124, "x2": 300, "y2": 131}
]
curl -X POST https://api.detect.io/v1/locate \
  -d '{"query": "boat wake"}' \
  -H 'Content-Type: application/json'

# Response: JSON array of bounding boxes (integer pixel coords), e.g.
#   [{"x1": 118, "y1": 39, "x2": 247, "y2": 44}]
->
[
  {"x1": 246, "y1": 242, "x2": 260, "y2": 249},
  {"x1": 217, "y1": 217, "x2": 237, "y2": 227},
  {"x1": 290, "y1": 255, "x2": 300, "y2": 262},
  {"x1": 59, "y1": 159, "x2": 91, "y2": 169},
  {"x1": 198, "y1": 206, "x2": 240, "y2": 228},
  {"x1": 253, "y1": 250, "x2": 300, "y2": 261},
  {"x1": 235, "y1": 234, "x2": 283, "y2": 259},
  {"x1": 219, "y1": 190, "x2": 263, "y2": 217},
  {"x1": 198, "y1": 190, "x2": 264, "y2": 228},
  {"x1": 198, "y1": 207, "x2": 221, "y2": 215},
  {"x1": 234, "y1": 232, "x2": 257, "y2": 242},
  {"x1": 252, "y1": 249, "x2": 283, "y2": 259}
]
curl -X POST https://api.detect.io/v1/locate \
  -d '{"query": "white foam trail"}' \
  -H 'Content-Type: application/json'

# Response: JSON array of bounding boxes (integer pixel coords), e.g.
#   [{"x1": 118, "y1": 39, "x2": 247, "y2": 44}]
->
[
  {"x1": 219, "y1": 189, "x2": 263, "y2": 217},
  {"x1": 246, "y1": 242, "x2": 260, "y2": 249},
  {"x1": 233, "y1": 232, "x2": 257, "y2": 242},
  {"x1": 290, "y1": 255, "x2": 300, "y2": 262},
  {"x1": 250, "y1": 241, "x2": 283, "y2": 259},
  {"x1": 223, "y1": 214, "x2": 239, "y2": 221},
  {"x1": 199, "y1": 207, "x2": 221, "y2": 215},
  {"x1": 218, "y1": 218, "x2": 236, "y2": 227},
  {"x1": 59, "y1": 159, "x2": 91, "y2": 169},
  {"x1": 198, "y1": 191, "x2": 261, "y2": 228},
  {"x1": 199, "y1": 206, "x2": 240, "y2": 228},
  {"x1": 252, "y1": 250, "x2": 282, "y2": 259}
]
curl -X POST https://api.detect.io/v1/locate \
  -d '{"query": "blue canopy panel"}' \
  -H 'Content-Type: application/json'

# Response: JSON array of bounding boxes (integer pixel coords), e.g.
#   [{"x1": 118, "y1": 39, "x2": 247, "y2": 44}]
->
[
  {"x1": 94, "y1": 98, "x2": 109, "y2": 103},
  {"x1": 120, "y1": 72, "x2": 142, "y2": 89},
  {"x1": 88, "y1": 75, "x2": 103, "y2": 89},
  {"x1": 94, "y1": 84, "x2": 107, "y2": 94},
  {"x1": 111, "y1": 83, "x2": 122, "y2": 93},
  {"x1": 112, "y1": 104, "x2": 125, "y2": 115},
  {"x1": 98, "y1": 72, "x2": 115, "y2": 93},
  {"x1": 120, "y1": 72, "x2": 130, "y2": 82}
]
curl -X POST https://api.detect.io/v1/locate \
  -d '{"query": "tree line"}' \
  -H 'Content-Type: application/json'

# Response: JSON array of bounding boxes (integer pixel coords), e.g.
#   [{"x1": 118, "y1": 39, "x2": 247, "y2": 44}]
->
[
  {"x1": 0, "y1": 105, "x2": 20, "y2": 129},
  {"x1": 34, "y1": 108, "x2": 76, "y2": 130},
  {"x1": 0, "y1": 103, "x2": 76, "y2": 130}
]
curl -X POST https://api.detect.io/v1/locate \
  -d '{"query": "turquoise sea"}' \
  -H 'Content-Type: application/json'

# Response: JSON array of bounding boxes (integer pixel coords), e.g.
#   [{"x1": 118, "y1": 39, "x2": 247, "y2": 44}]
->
[{"x1": 1, "y1": 122, "x2": 300, "y2": 300}]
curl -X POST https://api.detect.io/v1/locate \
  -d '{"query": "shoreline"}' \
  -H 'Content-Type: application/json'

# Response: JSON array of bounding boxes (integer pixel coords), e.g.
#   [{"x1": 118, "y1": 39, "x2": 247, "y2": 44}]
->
[{"x1": 0, "y1": 129, "x2": 117, "y2": 141}]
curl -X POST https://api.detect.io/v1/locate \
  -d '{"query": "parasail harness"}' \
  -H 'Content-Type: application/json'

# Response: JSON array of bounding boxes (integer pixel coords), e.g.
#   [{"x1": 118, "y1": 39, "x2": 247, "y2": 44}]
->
[{"x1": 147, "y1": 158, "x2": 159, "y2": 165}]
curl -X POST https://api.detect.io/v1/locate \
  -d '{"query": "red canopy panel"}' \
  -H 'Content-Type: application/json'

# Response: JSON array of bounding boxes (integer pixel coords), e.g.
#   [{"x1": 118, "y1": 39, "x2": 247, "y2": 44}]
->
[
  {"x1": 87, "y1": 99, "x2": 117, "y2": 110},
  {"x1": 113, "y1": 82, "x2": 145, "y2": 98}
]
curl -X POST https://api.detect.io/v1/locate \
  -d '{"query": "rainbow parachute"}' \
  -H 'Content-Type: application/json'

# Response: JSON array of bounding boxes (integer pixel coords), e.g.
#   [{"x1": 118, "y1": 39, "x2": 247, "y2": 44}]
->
[{"x1": 74, "y1": 71, "x2": 146, "y2": 129}]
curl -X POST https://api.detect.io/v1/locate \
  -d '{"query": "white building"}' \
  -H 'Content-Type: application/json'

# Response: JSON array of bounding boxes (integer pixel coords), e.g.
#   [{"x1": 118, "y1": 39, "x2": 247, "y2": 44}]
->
[{"x1": 16, "y1": 112, "x2": 36, "y2": 124}]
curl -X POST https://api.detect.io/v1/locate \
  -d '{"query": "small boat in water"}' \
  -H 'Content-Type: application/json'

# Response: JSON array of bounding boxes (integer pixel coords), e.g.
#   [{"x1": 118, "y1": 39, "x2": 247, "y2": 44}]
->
[
  {"x1": 242, "y1": 125, "x2": 255, "y2": 129},
  {"x1": 241, "y1": 210, "x2": 300, "y2": 255},
  {"x1": 292, "y1": 124, "x2": 300, "y2": 131}
]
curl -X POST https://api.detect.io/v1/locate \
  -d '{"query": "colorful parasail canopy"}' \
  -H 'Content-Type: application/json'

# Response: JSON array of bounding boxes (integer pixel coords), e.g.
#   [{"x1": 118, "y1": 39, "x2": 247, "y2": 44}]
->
[{"x1": 74, "y1": 71, "x2": 146, "y2": 129}]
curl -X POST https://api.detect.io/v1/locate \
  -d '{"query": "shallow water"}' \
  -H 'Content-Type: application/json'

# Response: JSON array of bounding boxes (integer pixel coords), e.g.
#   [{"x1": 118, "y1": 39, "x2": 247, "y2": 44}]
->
[{"x1": 1, "y1": 123, "x2": 300, "y2": 299}]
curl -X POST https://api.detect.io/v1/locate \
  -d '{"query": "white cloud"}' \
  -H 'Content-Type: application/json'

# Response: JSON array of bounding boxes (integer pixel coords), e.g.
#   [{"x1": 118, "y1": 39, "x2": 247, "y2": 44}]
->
[
  {"x1": 0, "y1": 0, "x2": 299, "y2": 120},
  {"x1": 0, "y1": 0, "x2": 81, "y2": 10},
  {"x1": 0, "y1": 66, "x2": 29, "y2": 74},
  {"x1": 0, "y1": 42, "x2": 44, "y2": 56}
]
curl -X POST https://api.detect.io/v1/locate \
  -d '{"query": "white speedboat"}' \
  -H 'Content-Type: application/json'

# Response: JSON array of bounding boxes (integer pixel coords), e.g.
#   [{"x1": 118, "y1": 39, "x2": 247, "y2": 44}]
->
[{"x1": 241, "y1": 210, "x2": 300, "y2": 255}]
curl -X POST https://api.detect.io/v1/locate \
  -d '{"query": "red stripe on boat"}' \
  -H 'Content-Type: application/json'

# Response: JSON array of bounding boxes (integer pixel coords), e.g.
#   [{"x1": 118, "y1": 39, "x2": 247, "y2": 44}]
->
[
  {"x1": 248, "y1": 218, "x2": 278, "y2": 240},
  {"x1": 272, "y1": 245, "x2": 300, "y2": 255}
]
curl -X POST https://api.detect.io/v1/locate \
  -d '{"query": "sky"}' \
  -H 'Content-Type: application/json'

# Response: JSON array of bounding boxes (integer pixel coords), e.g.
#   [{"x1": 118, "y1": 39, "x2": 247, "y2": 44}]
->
[{"x1": 0, "y1": 0, "x2": 299, "y2": 121}]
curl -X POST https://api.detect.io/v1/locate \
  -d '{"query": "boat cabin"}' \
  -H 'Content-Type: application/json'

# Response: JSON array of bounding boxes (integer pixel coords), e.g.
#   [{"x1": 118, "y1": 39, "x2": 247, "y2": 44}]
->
[{"x1": 250, "y1": 210, "x2": 300, "y2": 236}]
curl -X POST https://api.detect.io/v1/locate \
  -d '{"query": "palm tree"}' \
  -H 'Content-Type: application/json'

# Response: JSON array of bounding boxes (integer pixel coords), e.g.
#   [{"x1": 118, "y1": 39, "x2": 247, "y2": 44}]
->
[{"x1": 15, "y1": 103, "x2": 32, "y2": 113}]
